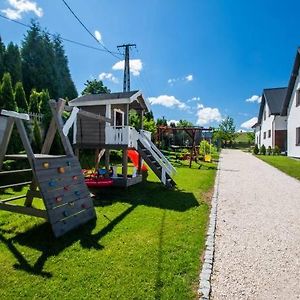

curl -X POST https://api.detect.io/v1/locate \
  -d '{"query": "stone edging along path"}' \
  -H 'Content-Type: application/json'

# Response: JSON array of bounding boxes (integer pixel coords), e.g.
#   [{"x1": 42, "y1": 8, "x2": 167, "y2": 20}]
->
[{"x1": 198, "y1": 154, "x2": 221, "y2": 300}]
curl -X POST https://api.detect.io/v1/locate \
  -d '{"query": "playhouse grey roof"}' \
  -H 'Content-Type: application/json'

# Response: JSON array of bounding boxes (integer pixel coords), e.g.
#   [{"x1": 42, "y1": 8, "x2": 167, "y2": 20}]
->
[
  {"x1": 281, "y1": 48, "x2": 300, "y2": 115},
  {"x1": 69, "y1": 91, "x2": 139, "y2": 105},
  {"x1": 69, "y1": 90, "x2": 150, "y2": 111},
  {"x1": 257, "y1": 87, "x2": 287, "y2": 124}
]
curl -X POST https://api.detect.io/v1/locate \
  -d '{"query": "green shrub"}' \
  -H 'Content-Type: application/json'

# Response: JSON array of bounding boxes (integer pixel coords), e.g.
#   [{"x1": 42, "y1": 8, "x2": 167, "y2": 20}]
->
[
  {"x1": 267, "y1": 146, "x2": 272, "y2": 155},
  {"x1": 273, "y1": 145, "x2": 281, "y2": 155},
  {"x1": 260, "y1": 144, "x2": 266, "y2": 155},
  {"x1": 253, "y1": 144, "x2": 259, "y2": 155}
]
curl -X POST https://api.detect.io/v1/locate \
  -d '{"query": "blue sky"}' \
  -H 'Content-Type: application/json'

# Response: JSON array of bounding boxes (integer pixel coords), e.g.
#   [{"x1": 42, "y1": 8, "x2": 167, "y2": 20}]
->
[{"x1": 0, "y1": 0, "x2": 299, "y2": 130}]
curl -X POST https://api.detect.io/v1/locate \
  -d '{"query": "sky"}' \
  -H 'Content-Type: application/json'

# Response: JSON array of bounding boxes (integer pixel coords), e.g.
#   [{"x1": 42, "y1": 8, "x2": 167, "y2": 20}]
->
[{"x1": 0, "y1": 0, "x2": 299, "y2": 130}]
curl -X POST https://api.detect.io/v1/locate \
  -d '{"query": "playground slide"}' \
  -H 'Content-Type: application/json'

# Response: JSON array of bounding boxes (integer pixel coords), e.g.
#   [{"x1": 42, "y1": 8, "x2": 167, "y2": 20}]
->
[{"x1": 127, "y1": 149, "x2": 148, "y2": 172}]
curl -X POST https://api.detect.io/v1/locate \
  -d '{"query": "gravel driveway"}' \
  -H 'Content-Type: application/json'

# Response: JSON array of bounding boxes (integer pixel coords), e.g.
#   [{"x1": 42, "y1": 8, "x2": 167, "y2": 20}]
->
[{"x1": 211, "y1": 149, "x2": 300, "y2": 300}]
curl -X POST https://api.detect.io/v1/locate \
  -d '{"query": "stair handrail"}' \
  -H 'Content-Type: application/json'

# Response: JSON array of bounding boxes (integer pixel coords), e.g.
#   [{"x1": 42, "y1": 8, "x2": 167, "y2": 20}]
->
[{"x1": 139, "y1": 130, "x2": 176, "y2": 176}]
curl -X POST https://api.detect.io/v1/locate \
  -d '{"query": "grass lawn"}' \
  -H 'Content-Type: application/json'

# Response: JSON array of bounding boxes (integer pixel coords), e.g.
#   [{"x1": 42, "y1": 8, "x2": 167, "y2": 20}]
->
[
  {"x1": 0, "y1": 161, "x2": 216, "y2": 299},
  {"x1": 257, "y1": 155, "x2": 300, "y2": 181}
]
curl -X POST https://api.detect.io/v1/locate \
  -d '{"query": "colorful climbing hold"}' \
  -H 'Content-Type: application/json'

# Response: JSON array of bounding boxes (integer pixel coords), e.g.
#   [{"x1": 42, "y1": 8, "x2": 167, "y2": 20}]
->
[
  {"x1": 63, "y1": 211, "x2": 69, "y2": 217},
  {"x1": 58, "y1": 167, "x2": 65, "y2": 174},
  {"x1": 49, "y1": 181, "x2": 56, "y2": 187},
  {"x1": 66, "y1": 161, "x2": 71, "y2": 166},
  {"x1": 43, "y1": 162, "x2": 49, "y2": 169},
  {"x1": 56, "y1": 196, "x2": 63, "y2": 203},
  {"x1": 74, "y1": 191, "x2": 80, "y2": 196},
  {"x1": 64, "y1": 186, "x2": 69, "y2": 191},
  {"x1": 72, "y1": 175, "x2": 78, "y2": 180}
]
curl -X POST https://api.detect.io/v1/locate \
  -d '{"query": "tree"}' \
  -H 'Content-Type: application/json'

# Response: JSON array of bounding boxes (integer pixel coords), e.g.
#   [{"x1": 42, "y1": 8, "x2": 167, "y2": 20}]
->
[
  {"x1": 214, "y1": 116, "x2": 236, "y2": 147},
  {"x1": 0, "y1": 72, "x2": 17, "y2": 111},
  {"x1": 39, "y1": 89, "x2": 52, "y2": 126},
  {"x1": 246, "y1": 132, "x2": 255, "y2": 145},
  {"x1": 53, "y1": 36, "x2": 77, "y2": 100},
  {"x1": 4, "y1": 42, "x2": 22, "y2": 86},
  {"x1": 14, "y1": 82, "x2": 28, "y2": 112},
  {"x1": 28, "y1": 89, "x2": 41, "y2": 113},
  {"x1": 156, "y1": 117, "x2": 167, "y2": 126},
  {"x1": 178, "y1": 119, "x2": 193, "y2": 127},
  {"x1": 22, "y1": 22, "x2": 57, "y2": 97},
  {"x1": 81, "y1": 79, "x2": 110, "y2": 95},
  {"x1": 0, "y1": 36, "x2": 5, "y2": 80},
  {"x1": 32, "y1": 119, "x2": 42, "y2": 152}
]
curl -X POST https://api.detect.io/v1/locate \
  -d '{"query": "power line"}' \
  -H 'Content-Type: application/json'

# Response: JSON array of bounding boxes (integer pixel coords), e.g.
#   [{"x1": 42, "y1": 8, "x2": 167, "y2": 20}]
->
[
  {"x1": 0, "y1": 13, "x2": 120, "y2": 55},
  {"x1": 61, "y1": 0, "x2": 121, "y2": 59}
]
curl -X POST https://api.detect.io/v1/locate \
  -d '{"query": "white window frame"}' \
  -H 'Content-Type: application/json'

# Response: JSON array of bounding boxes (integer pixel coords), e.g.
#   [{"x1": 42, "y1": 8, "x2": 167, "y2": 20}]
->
[{"x1": 113, "y1": 109, "x2": 124, "y2": 127}]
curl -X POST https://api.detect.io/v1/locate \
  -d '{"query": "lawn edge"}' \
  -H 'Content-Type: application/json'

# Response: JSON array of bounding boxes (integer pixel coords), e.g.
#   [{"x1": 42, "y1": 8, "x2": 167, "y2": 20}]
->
[
  {"x1": 254, "y1": 154, "x2": 300, "y2": 183},
  {"x1": 197, "y1": 152, "x2": 222, "y2": 300}
]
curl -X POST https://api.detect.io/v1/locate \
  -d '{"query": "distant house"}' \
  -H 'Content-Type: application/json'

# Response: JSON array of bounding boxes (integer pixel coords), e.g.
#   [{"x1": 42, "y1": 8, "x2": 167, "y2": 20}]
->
[
  {"x1": 281, "y1": 48, "x2": 300, "y2": 158},
  {"x1": 253, "y1": 87, "x2": 287, "y2": 151}
]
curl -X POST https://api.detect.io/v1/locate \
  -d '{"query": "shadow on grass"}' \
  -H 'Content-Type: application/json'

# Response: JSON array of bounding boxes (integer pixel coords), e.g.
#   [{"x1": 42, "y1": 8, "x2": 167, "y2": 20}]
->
[
  {"x1": 93, "y1": 181, "x2": 199, "y2": 212},
  {"x1": 0, "y1": 181, "x2": 199, "y2": 280}
]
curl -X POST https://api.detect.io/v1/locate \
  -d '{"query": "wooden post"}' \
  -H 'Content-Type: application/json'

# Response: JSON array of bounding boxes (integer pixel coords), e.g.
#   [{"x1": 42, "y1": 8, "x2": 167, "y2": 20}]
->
[
  {"x1": 41, "y1": 100, "x2": 65, "y2": 154},
  {"x1": 140, "y1": 110, "x2": 144, "y2": 130},
  {"x1": 0, "y1": 117, "x2": 14, "y2": 170},
  {"x1": 122, "y1": 149, "x2": 128, "y2": 180},
  {"x1": 105, "y1": 149, "x2": 110, "y2": 174},
  {"x1": 95, "y1": 149, "x2": 100, "y2": 170}
]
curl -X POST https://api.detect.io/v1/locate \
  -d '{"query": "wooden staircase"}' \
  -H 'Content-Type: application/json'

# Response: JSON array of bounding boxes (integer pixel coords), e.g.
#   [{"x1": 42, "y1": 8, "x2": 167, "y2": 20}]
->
[{"x1": 137, "y1": 130, "x2": 176, "y2": 187}]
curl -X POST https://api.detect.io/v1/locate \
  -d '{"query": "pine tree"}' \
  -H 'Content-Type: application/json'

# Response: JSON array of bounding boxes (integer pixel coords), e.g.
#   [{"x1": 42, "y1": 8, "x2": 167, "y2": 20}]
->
[
  {"x1": 4, "y1": 42, "x2": 22, "y2": 86},
  {"x1": 39, "y1": 89, "x2": 52, "y2": 126},
  {"x1": 0, "y1": 36, "x2": 5, "y2": 80},
  {"x1": 0, "y1": 73, "x2": 17, "y2": 111},
  {"x1": 14, "y1": 81, "x2": 28, "y2": 112},
  {"x1": 53, "y1": 36, "x2": 77, "y2": 99},
  {"x1": 21, "y1": 22, "x2": 57, "y2": 97},
  {"x1": 28, "y1": 89, "x2": 41, "y2": 113}
]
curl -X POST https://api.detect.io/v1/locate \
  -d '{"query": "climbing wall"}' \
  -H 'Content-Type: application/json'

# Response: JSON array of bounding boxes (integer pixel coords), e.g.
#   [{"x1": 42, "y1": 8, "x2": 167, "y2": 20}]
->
[{"x1": 34, "y1": 155, "x2": 96, "y2": 237}]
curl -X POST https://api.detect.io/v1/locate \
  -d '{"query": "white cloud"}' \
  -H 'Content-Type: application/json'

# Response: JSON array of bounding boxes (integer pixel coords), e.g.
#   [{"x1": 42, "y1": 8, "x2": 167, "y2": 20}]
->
[
  {"x1": 148, "y1": 95, "x2": 189, "y2": 110},
  {"x1": 196, "y1": 104, "x2": 222, "y2": 126},
  {"x1": 99, "y1": 72, "x2": 118, "y2": 84},
  {"x1": 245, "y1": 95, "x2": 262, "y2": 103},
  {"x1": 1, "y1": 0, "x2": 43, "y2": 20},
  {"x1": 94, "y1": 30, "x2": 102, "y2": 42},
  {"x1": 185, "y1": 74, "x2": 193, "y2": 81},
  {"x1": 167, "y1": 119, "x2": 180, "y2": 126},
  {"x1": 167, "y1": 78, "x2": 177, "y2": 85},
  {"x1": 240, "y1": 117, "x2": 258, "y2": 129},
  {"x1": 187, "y1": 96, "x2": 201, "y2": 103},
  {"x1": 112, "y1": 59, "x2": 142, "y2": 76},
  {"x1": 167, "y1": 74, "x2": 193, "y2": 85}
]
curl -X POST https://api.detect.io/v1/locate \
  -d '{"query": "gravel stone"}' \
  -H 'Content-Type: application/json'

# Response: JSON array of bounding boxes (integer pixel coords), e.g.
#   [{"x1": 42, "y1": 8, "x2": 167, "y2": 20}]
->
[{"x1": 211, "y1": 150, "x2": 300, "y2": 300}]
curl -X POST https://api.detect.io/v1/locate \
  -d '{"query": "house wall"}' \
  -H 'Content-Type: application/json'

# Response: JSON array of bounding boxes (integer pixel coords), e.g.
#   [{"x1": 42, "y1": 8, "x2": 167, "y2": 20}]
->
[
  {"x1": 287, "y1": 68, "x2": 300, "y2": 158},
  {"x1": 260, "y1": 102, "x2": 274, "y2": 148},
  {"x1": 76, "y1": 105, "x2": 106, "y2": 146},
  {"x1": 254, "y1": 125, "x2": 261, "y2": 147}
]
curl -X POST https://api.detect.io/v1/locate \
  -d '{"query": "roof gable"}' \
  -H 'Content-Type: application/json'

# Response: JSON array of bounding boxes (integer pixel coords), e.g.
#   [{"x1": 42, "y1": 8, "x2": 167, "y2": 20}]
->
[
  {"x1": 257, "y1": 87, "x2": 287, "y2": 124},
  {"x1": 281, "y1": 48, "x2": 300, "y2": 115}
]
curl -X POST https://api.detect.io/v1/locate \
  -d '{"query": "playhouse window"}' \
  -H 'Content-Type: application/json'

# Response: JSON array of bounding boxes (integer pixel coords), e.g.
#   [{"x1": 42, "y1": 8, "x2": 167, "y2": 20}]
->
[
  {"x1": 263, "y1": 132, "x2": 266, "y2": 139},
  {"x1": 268, "y1": 130, "x2": 271, "y2": 138},
  {"x1": 113, "y1": 109, "x2": 124, "y2": 127},
  {"x1": 296, "y1": 127, "x2": 300, "y2": 146}
]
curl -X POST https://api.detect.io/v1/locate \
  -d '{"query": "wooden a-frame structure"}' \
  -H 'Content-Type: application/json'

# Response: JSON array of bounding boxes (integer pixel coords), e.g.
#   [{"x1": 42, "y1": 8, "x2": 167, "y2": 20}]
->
[{"x1": 0, "y1": 99, "x2": 96, "y2": 238}]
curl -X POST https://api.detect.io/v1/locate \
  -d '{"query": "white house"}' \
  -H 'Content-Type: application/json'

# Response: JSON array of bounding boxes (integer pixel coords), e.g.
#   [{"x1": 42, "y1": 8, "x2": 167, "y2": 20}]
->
[
  {"x1": 281, "y1": 48, "x2": 300, "y2": 158},
  {"x1": 253, "y1": 87, "x2": 287, "y2": 151}
]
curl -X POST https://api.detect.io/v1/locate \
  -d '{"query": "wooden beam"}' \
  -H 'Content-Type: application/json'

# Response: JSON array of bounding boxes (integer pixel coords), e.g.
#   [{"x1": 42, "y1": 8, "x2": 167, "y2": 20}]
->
[
  {"x1": 0, "y1": 194, "x2": 26, "y2": 203},
  {"x1": 0, "y1": 169, "x2": 32, "y2": 176},
  {"x1": 78, "y1": 109, "x2": 111, "y2": 123},
  {"x1": 41, "y1": 99, "x2": 65, "y2": 154},
  {"x1": 0, "y1": 117, "x2": 14, "y2": 170},
  {"x1": 0, "y1": 181, "x2": 31, "y2": 190},
  {"x1": 122, "y1": 149, "x2": 128, "y2": 180},
  {"x1": 49, "y1": 99, "x2": 74, "y2": 156},
  {"x1": 0, "y1": 203, "x2": 47, "y2": 219}
]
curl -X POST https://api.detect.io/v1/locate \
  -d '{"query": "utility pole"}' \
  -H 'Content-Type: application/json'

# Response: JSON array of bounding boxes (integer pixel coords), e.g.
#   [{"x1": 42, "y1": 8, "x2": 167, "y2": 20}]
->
[{"x1": 117, "y1": 43, "x2": 136, "y2": 92}]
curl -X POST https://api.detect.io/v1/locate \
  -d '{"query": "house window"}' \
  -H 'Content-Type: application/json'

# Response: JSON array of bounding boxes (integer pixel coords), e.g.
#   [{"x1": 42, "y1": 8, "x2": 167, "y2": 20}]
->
[
  {"x1": 263, "y1": 132, "x2": 266, "y2": 139},
  {"x1": 268, "y1": 130, "x2": 271, "y2": 138},
  {"x1": 296, "y1": 127, "x2": 300, "y2": 146},
  {"x1": 263, "y1": 110, "x2": 266, "y2": 120},
  {"x1": 296, "y1": 90, "x2": 300, "y2": 107}
]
